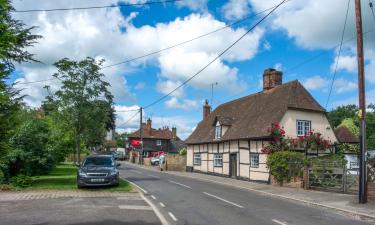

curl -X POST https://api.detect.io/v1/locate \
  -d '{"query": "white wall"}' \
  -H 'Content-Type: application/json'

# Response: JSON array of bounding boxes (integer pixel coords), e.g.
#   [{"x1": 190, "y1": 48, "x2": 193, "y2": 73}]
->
[{"x1": 280, "y1": 109, "x2": 337, "y2": 142}]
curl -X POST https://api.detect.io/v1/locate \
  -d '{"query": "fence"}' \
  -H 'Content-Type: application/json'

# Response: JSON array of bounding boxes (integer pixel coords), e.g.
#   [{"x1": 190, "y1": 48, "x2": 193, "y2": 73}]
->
[{"x1": 308, "y1": 160, "x2": 359, "y2": 193}]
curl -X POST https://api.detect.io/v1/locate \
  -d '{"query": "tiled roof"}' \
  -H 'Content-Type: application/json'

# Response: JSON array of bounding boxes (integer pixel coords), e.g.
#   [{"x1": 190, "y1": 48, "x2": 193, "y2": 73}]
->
[
  {"x1": 130, "y1": 127, "x2": 180, "y2": 140},
  {"x1": 186, "y1": 80, "x2": 325, "y2": 144}
]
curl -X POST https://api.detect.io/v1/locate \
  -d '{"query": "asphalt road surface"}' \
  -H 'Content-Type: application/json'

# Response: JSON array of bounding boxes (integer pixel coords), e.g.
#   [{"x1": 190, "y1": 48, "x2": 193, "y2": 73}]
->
[{"x1": 119, "y1": 162, "x2": 375, "y2": 225}]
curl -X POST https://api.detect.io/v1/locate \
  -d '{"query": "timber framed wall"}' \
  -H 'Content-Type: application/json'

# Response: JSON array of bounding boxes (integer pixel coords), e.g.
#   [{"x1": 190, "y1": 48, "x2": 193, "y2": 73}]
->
[{"x1": 187, "y1": 139, "x2": 270, "y2": 182}]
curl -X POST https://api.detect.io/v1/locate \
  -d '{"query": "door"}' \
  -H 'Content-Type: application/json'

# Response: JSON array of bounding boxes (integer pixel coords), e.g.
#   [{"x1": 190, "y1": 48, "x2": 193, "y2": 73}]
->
[{"x1": 230, "y1": 153, "x2": 237, "y2": 178}]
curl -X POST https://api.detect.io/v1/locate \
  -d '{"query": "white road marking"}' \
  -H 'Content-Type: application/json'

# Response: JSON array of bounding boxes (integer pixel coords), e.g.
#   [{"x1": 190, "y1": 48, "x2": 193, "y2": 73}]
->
[
  {"x1": 125, "y1": 180, "x2": 148, "y2": 194},
  {"x1": 272, "y1": 219, "x2": 288, "y2": 225},
  {"x1": 159, "y1": 202, "x2": 166, "y2": 207},
  {"x1": 151, "y1": 195, "x2": 156, "y2": 200},
  {"x1": 168, "y1": 212, "x2": 178, "y2": 222},
  {"x1": 118, "y1": 205, "x2": 152, "y2": 210},
  {"x1": 203, "y1": 192, "x2": 244, "y2": 208},
  {"x1": 169, "y1": 180, "x2": 192, "y2": 189},
  {"x1": 140, "y1": 191, "x2": 170, "y2": 225},
  {"x1": 148, "y1": 174, "x2": 160, "y2": 178},
  {"x1": 116, "y1": 196, "x2": 142, "y2": 200}
]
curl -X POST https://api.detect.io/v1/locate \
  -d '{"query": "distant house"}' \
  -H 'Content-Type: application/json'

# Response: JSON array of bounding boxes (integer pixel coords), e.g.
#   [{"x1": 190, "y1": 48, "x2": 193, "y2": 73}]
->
[
  {"x1": 129, "y1": 118, "x2": 186, "y2": 157},
  {"x1": 185, "y1": 68, "x2": 337, "y2": 182},
  {"x1": 334, "y1": 126, "x2": 359, "y2": 144}
]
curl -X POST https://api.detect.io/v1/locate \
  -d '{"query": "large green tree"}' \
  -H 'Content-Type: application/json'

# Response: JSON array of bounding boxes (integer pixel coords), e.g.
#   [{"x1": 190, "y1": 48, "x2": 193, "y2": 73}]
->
[
  {"x1": 0, "y1": 1, "x2": 40, "y2": 166},
  {"x1": 52, "y1": 57, "x2": 114, "y2": 164},
  {"x1": 328, "y1": 104, "x2": 358, "y2": 128}
]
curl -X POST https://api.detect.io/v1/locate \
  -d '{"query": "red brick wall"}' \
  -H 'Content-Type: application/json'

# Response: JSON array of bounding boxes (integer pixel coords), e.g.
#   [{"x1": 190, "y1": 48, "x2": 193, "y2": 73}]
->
[{"x1": 368, "y1": 182, "x2": 375, "y2": 202}]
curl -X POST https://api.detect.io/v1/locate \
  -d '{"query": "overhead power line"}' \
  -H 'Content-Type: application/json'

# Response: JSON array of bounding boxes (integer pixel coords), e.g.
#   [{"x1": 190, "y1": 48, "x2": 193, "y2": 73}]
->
[
  {"x1": 13, "y1": 0, "x2": 182, "y2": 13},
  {"x1": 143, "y1": 0, "x2": 289, "y2": 109},
  {"x1": 325, "y1": 0, "x2": 351, "y2": 109},
  {"x1": 117, "y1": 110, "x2": 140, "y2": 128}
]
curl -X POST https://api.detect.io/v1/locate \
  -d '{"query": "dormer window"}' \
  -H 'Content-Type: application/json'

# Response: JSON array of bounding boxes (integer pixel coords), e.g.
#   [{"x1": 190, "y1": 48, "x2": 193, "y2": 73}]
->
[{"x1": 215, "y1": 121, "x2": 222, "y2": 140}]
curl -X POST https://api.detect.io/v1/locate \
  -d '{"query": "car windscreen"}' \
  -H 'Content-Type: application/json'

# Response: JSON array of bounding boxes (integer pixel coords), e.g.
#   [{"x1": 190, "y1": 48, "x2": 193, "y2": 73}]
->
[{"x1": 83, "y1": 157, "x2": 114, "y2": 167}]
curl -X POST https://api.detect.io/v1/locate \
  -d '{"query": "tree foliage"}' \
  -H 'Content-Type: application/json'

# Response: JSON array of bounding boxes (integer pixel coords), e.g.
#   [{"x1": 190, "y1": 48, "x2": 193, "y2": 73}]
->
[
  {"x1": 52, "y1": 57, "x2": 114, "y2": 163},
  {"x1": 327, "y1": 104, "x2": 358, "y2": 128}
]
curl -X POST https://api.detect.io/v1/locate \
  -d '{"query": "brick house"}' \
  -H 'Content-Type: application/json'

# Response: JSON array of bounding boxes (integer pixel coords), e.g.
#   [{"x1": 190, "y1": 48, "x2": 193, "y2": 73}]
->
[
  {"x1": 185, "y1": 68, "x2": 337, "y2": 182},
  {"x1": 129, "y1": 118, "x2": 185, "y2": 157}
]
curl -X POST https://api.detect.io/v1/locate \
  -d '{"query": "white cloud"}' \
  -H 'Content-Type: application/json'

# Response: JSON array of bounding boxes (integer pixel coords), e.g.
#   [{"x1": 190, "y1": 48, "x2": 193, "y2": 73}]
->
[
  {"x1": 221, "y1": 0, "x2": 251, "y2": 21},
  {"x1": 114, "y1": 105, "x2": 141, "y2": 133},
  {"x1": 134, "y1": 82, "x2": 146, "y2": 90},
  {"x1": 303, "y1": 75, "x2": 329, "y2": 91},
  {"x1": 151, "y1": 115, "x2": 197, "y2": 139},
  {"x1": 332, "y1": 89, "x2": 375, "y2": 108},
  {"x1": 156, "y1": 80, "x2": 184, "y2": 97},
  {"x1": 165, "y1": 97, "x2": 198, "y2": 110},
  {"x1": 274, "y1": 63, "x2": 282, "y2": 71},
  {"x1": 176, "y1": 0, "x2": 208, "y2": 11},
  {"x1": 333, "y1": 78, "x2": 357, "y2": 93},
  {"x1": 263, "y1": 41, "x2": 271, "y2": 51},
  {"x1": 331, "y1": 54, "x2": 357, "y2": 73}
]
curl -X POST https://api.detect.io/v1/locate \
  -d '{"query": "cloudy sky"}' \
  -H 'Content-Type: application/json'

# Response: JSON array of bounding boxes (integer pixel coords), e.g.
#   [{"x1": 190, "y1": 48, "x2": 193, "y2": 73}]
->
[{"x1": 8, "y1": 0, "x2": 375, "y2": 139}]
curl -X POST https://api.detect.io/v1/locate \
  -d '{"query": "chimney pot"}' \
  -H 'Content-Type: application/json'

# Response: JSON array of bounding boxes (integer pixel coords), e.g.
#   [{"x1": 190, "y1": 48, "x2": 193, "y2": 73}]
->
[{"x1": 263, "y1": 68, "x2": 282, "y2": 90}]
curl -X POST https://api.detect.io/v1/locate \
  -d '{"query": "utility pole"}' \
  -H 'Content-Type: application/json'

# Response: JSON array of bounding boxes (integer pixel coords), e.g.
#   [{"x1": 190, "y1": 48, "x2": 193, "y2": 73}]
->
[
  {"x1": 139, "y1": 107, "x2": 144, "y2": 165},
  {"x1": 355, "y1": 0, "x2": 367, "y2": 204}
]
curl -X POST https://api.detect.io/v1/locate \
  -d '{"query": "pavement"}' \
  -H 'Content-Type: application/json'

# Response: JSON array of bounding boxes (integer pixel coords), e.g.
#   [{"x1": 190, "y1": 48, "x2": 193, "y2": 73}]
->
[
  {"x1": 0, "y1": 190, "x2": 163, "y2": 225},
  {"x1": 120, "y1": 161, "x2": 375, "y2": 225}
]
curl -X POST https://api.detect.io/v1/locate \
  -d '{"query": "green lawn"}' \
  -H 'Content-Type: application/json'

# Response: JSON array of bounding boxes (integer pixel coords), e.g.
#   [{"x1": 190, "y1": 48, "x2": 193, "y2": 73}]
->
[{"x1": 29, "y1": 163, "x2": 132, "y2": 192}]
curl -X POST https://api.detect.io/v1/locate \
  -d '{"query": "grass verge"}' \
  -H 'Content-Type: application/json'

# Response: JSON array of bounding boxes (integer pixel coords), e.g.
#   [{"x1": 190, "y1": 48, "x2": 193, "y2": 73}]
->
[{"x1": 2, "y1": 163, "x2": 132, "y2": 192}]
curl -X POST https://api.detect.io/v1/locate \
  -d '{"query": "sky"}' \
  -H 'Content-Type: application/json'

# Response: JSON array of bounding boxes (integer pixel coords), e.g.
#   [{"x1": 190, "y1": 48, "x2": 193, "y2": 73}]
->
[{"x1": 8, "y1": 0, "x2": 375, "y2": 139}]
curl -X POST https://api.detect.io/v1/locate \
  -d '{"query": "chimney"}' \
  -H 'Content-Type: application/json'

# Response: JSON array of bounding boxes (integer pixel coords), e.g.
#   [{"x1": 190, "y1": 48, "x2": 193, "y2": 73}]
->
[
  {"x1": 146, "y1": 118, "x2": 152, "y2": 131},
  {"x1": 203, "y1": 99, "x2": 211, "y2": 120},
  {"x1": 263, "y1": 68, "x2": 282, "y2": 90},
  {"x1": 172, "y1": 127, "x2": 177, "y2": 140}
]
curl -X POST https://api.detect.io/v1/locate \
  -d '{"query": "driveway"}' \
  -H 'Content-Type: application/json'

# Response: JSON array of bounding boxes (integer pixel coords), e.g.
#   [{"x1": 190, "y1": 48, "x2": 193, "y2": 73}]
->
[{"x1": 0, "y1": 191, "x2": 162, "y2": 225}]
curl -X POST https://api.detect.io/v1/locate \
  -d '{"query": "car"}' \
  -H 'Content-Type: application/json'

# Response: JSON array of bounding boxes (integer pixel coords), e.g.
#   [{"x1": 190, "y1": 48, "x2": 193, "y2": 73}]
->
[
  {"x1": 115, "y1": 151, "x2": 125, "y2": 160},
  {"x1": 151, "y1": 156, "x2": 160, "y2": 165},
  {"x1": 77, "y1": 155, "x2": 120, "y2": 188}
]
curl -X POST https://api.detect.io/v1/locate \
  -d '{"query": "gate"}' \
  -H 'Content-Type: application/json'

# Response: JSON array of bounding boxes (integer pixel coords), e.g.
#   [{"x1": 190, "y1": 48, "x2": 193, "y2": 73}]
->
[{"x1": 308, "y1": 160, "x2": 359, "y2": 193}]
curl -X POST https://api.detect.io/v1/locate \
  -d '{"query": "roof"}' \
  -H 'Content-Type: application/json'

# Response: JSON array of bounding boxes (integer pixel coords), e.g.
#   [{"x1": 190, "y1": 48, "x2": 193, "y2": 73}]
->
[
  {"x1": 186, "y1": 80, "x2": 325, "y2": 144},
  {"x1": 334, "y1": 126, "x2": 359, "y2": 144},
  {"x1": 130, "y1": 127, "x2": 180, "y2": 140}
]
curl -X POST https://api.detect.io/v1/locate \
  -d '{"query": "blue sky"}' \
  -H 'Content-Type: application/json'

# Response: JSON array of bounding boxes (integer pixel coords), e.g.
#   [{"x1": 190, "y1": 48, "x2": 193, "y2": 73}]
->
[{"x1": 9, "y1": 0, "x2": 375, "y2": 139}]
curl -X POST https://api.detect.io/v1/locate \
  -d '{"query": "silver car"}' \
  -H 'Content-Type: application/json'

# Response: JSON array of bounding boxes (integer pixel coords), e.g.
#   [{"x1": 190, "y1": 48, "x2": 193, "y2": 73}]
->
[{"x1": 77, "y1": 155, "x2": 120, "y2": 188}]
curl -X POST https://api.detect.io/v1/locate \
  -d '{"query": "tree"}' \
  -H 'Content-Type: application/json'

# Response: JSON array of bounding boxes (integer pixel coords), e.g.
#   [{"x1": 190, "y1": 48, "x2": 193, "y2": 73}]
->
[
  {"x1": 327, "y1": 105, "x2": 358, "y2": 128},
  {"x1": 0, "y1": 0, "x2": 40, "y2": 168},
  {"x1": 53, "y1": 57, "x2": 114, "y2": 164},
  {"x1": 114, "y1": 132, "x2": 129, "y2": 148}
]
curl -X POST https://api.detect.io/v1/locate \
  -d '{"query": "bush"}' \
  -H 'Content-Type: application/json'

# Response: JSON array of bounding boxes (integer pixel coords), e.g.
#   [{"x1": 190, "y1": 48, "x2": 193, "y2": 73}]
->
[
  {"x1": 10, "y1": 175, "x2": 33, "y2": 188},
  {"x1": 266, "y1": 151, "x2": 305, "y2": 185},
  {"x1": 179, "y1": 148, "x2": 187, "y2": 156}
]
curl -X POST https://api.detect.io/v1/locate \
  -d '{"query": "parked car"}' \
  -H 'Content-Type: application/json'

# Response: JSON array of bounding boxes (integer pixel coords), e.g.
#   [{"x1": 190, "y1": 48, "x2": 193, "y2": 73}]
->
[
  {"x1": 77, "y1": 155, "x2": 120, "y2": 188},
  {"x1": 115, "y1": 151, "x2": 125, "y2": 160},
  {"x1": 151, "y1": 156, "x2": 160, "y2": 165}
]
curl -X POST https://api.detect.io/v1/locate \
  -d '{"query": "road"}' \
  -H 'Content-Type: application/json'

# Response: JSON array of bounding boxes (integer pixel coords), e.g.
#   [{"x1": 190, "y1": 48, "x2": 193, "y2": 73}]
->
[{"x1": 119, "y1": 162, "x2": 374, "y2": 225}]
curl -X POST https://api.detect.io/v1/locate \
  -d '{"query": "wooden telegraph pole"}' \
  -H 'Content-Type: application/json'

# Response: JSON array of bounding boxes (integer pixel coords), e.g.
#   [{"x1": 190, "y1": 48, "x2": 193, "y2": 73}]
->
[
  {"x1": 140, "y1": 107, "x2": 144, "y2": 165},
  {"x1": 354, "y1": 0, "x2": 367, "y2": 204}
]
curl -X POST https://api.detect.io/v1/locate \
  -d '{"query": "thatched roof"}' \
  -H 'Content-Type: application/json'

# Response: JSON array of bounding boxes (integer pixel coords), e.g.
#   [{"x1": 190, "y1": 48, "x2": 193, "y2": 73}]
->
[
  {"x1": 334, "y1": 126, "x2": 359, "y2": 144},
  {"x1": 186, "y1": 80, "x2": 325, "y2": 144}
]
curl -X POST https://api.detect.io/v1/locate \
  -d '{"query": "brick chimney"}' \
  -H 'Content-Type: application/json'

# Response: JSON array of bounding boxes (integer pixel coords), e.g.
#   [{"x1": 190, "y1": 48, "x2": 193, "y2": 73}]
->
[
  {"x1": 203, "y1": 99, "x2": 211, "y2": 120},
  {"x1": 172, "y1": 127, "x2": 177, "y2": 140},
  {"x1": 263, "y1": 68, "x2": 282, "y2": 90},
  {"x1": 146, "y1": 118, "x2": 152, "y2": 131}
]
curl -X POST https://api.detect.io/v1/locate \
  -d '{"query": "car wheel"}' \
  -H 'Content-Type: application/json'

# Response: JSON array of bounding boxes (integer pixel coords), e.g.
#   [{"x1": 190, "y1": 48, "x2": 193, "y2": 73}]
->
[{"x1": 155, "y1": 162, "x2": 159, "y2": 166}]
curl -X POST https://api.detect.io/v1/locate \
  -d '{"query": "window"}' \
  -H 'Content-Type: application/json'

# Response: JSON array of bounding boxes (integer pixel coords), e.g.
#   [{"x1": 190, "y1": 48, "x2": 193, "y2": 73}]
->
[
  {"x1": 156, "y1": 140, "x2": 162, "y2": 146},
  {"x1": 250, "y1": 154, "x2": 259, "y2": 168},
  {"x1": 215, "y1": 125, "x2": 222, "y2": 140},
  {"x1": 214, "y1": 154, "x2": 223, "y2": 167},
  {"x1": 297, "y1": 120, "x2": 311, "y2": 136},
  {"x1": 193, "y1": 153, "x2": 201, "y2": 165}
]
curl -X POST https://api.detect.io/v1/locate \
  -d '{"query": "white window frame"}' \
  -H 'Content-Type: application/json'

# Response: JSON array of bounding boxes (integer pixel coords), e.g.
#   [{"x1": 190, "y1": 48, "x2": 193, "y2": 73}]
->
[
  {"x1": 214, "y1": 121, "x2": 222, "y2": 140},
  {"x1": 193, "y1": 153, "x2": 201, "y2": 165},
  {"x1": 213, "y1": 154, "x2": 223, "y2": 167},
  {"x1": 297, "y1": 120, "x2": 311, "y2": 136},
  {"x1": 250, "y1": 153, "x2": 259, "y2": 168},
  {"x1": 156, "y1": 139, "x2": 162, "y2": 146}
]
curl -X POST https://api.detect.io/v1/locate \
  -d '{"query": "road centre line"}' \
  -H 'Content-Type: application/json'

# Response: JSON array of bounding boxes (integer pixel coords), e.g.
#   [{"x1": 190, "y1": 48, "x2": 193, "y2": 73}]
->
[
  {"x1": 203, "y1": 192, "x2": 244, "y2": 208},
  {"x1": 151, "y1": 195, "x2": 156, "y2": 200},
  {"x1": 169, "y1": 180, "x2": 192, "y2": 189},
  {"x1": 168, "y1": 212, "x2": 178, "y2": 222},
  {"x1": 272, "y1": 219, "x2": 288, "y2": 225},
  {"x1": 159, "y1": 202, "x2": 166, "y2": 207}
]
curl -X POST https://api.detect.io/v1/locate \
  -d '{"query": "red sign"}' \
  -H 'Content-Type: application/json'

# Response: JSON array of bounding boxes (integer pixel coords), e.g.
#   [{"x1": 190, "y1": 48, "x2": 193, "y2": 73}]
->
[{"x1": 131, "y1": 139, "x2": 141, "y2": 147}]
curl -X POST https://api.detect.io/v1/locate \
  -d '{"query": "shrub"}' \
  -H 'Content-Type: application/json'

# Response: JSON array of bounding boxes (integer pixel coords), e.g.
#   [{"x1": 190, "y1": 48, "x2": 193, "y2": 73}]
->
[
  {"x1": 0, "y1": 184, "x2": 14, "y2": 191},
  {"x1": 179, "y1": 148, "x2": 187, "y2": 156},
  {"x1": 266, "y1": 151, "x2": 305, "y2": 185},
  {"x1": 10, "y1": 174, "x2": 33, "y2": 188}
]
